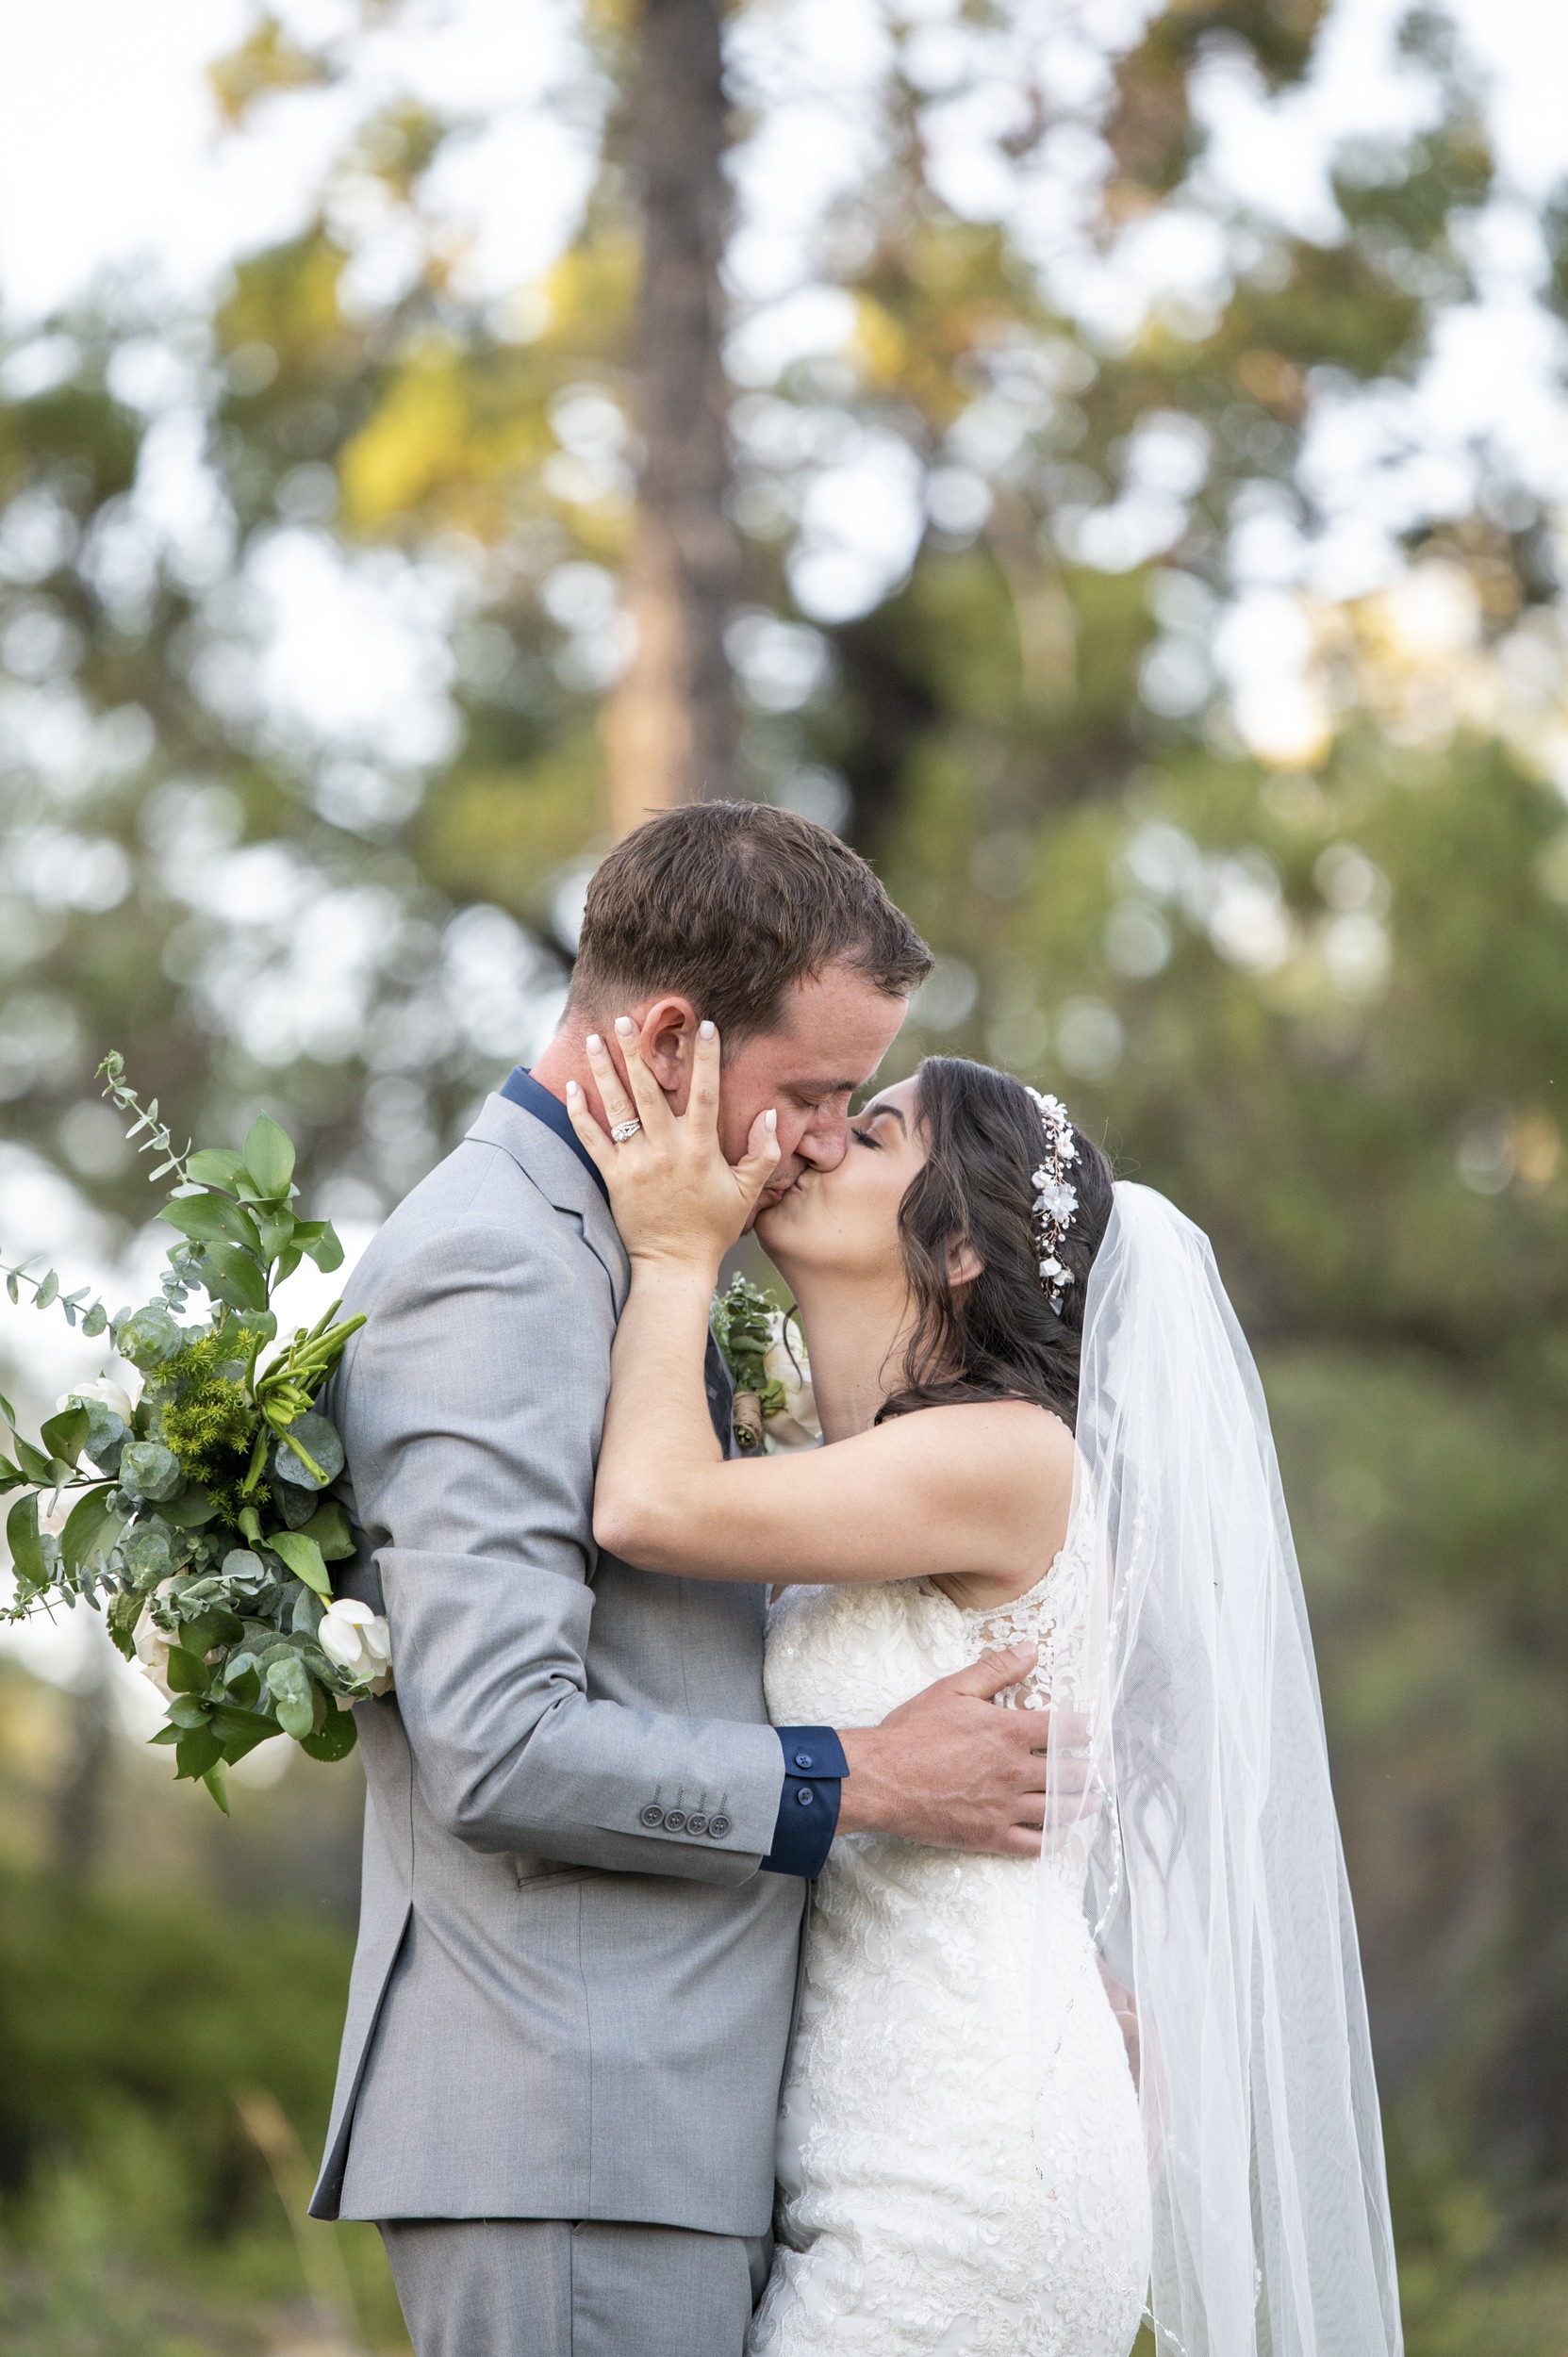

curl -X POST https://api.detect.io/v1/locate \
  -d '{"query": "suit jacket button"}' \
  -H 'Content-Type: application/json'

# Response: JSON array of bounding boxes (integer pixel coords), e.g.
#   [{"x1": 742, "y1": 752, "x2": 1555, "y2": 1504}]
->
[
  {"x1": 663, "y1": 1809, "x2": 687, "y2": 1831},
  {"x1": 707, "y1": 1814, "x2": 731, "y2": 1838},
  {"x1": 685, "y1": 1814, "x2": 709, "y2": 1835},
  {"x1": 639, "y1": 1805, "x2": 665, "y2": 1828}
]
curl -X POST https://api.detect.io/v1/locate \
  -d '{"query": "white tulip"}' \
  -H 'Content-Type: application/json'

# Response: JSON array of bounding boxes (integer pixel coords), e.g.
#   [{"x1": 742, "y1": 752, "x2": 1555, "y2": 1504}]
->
[
  {"x1": 319, "y1": 1597, "x2": 394, "y2": 1693},
  {"x1": 58, "y1": 1376, "x2": 136, "y2": 1426},
  {"x1": 762, "y1": 1316, "x2": 820, "y2": 1453}
]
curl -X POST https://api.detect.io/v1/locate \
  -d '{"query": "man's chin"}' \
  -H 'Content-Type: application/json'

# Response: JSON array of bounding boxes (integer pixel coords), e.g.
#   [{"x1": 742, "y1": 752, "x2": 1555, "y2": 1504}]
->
[{"x1": 752, "y1": 1178, "x2": 800, "y2": 1229}]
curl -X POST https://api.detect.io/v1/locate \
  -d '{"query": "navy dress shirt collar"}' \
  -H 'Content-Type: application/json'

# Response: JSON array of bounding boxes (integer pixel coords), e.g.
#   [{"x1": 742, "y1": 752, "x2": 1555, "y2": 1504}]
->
[{"x1": 499, "y1": 1065, "x2": 609, "y2": 1205}]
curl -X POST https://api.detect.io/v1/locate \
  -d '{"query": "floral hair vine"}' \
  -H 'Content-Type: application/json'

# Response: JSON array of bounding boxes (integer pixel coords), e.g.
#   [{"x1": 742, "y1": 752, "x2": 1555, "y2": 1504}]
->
[{"x1": 1025, "y1": 1087, "x2": 1079, "y2": 1314}]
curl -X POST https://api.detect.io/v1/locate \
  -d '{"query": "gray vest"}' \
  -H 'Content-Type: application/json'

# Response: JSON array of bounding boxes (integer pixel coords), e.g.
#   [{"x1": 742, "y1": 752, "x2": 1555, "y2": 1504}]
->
[{"x1": 308, "y1": 1095, "x2": 803, "y2": 2232}]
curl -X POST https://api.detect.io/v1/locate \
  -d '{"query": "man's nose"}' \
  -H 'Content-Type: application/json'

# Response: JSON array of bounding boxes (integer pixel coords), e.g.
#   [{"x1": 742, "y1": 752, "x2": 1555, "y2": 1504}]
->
[{"x1": 798, "y1": 1111, "x2": 850, "y2": 1172}]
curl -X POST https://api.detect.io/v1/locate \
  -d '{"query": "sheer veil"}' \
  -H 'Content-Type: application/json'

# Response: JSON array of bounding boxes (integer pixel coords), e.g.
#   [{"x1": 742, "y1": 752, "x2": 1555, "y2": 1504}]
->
[{"x1": 1044, "y1": 1183, "x2": 1403, "y2": 2356}]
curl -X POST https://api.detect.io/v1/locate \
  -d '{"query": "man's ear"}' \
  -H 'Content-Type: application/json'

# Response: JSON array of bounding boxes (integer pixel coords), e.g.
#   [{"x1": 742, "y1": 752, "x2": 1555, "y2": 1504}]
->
[
  {"x1": 637, "y1": 996, "x2": 700, "y2": 1101},
  {"x1": 947, "y1": 1236, "x2": 984, "y2": 1289}
]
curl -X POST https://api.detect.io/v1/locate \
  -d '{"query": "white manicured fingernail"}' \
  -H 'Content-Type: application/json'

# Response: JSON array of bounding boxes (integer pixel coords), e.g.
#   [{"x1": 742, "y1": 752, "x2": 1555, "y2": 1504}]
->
[
  {"x1": 586, "y1": 1034, "x2": 602, "y2": 1053},
  {"x1": 765, "y1": 1109, "x2": 777, "y2": 1132},
  {"x1": 615, "y1": 1015, "x2": 635, "y2": 1036},
  {"x1": 699, "y1": 1020, "x2": 716, "y2": 1040},
  {"x1": 566, "y1": 1080, "x2": 580, "y2": 1097}
]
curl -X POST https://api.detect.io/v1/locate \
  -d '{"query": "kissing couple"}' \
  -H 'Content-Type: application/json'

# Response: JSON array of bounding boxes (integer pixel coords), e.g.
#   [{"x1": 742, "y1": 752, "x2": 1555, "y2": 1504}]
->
[{"x1": 308, "y1": 803, "x2": 1402, "y2": 2357}]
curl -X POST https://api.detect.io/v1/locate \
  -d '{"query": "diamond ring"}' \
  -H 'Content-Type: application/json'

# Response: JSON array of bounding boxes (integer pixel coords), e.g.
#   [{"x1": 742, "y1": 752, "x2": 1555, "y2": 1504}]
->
[{"x1": 610, "y1": 1118, "x2": 642, "y2": 1144}]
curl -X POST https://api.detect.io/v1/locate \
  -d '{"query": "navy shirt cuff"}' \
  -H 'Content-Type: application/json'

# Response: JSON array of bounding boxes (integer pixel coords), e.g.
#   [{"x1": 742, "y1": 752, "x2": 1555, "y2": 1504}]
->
[{"x1": 759, "y1": 1726, "x2": 848, "y2": 1878}]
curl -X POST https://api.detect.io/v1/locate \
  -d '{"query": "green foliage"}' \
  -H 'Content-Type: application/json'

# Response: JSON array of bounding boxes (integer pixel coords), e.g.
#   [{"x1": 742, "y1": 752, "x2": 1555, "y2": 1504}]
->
[
  {"x1": 711, "y1": 1275, "x2": 789, "y2": 1447},
  {"x1": 2, "y1": 1066, "x2": 371, "y2": 1800},
  {"x1": 0, "y1": 1863, "x2": 406, "y2": 2350}
]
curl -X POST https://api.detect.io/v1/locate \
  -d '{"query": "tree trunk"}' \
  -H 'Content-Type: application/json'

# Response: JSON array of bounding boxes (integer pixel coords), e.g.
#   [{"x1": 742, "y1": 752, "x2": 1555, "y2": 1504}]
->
[{"x1": 602, "y1": 0, "x2": 740, "y2": 836}]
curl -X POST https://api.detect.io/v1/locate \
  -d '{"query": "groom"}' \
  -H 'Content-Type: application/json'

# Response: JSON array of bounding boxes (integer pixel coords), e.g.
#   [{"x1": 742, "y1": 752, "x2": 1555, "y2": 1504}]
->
[{"x1": 309, "y1": 803, "x2": 1050, "y2": 2357}]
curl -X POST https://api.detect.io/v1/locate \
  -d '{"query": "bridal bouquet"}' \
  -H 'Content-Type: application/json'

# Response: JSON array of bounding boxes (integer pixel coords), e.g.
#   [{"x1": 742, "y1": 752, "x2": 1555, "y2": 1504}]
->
[
  {"x1": 712, "y1": 1276, "x2": 818, "y2": 1453},
  {"x1": 0, "y1": 1055, "x2": 388, "y2": 1810}
]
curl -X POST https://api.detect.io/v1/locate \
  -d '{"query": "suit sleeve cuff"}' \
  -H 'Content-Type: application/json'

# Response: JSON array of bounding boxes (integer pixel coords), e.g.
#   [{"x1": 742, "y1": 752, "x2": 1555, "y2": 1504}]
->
[{"x1": 759, "y1": 1726, "x2": 848, "y2": 1879}]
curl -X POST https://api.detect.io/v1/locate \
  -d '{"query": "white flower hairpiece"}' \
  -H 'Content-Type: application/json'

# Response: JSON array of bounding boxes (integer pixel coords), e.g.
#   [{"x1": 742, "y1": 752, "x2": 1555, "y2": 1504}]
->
[{"x1": 1025, "y1": 1087, "x2": 1078, "y2": 1314}]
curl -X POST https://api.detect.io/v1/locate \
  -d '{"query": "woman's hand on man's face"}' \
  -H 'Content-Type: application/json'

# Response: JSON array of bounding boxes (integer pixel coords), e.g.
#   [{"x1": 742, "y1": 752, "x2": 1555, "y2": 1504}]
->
[{"x1": 566, "y1": 1017, "x2": 783, "y2": 1272}]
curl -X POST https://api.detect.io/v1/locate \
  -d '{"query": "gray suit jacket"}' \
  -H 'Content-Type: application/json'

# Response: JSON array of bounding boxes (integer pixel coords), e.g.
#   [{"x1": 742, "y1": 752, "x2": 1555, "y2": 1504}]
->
[{"x1": 308, "y1": 1094, "x2": 804, "y2": 2233}]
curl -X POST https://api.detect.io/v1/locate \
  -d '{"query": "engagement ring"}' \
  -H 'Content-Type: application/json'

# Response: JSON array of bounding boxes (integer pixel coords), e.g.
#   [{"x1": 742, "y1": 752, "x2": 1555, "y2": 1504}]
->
[{"x1": 610, "y1": 1119, "x2": 642, "y2": 1144}]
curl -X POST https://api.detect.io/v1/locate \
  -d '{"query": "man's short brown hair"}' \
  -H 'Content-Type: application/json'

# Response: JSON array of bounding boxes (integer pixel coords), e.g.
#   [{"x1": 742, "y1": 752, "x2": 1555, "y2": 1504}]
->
[{"x1": 570, "y1": 802, "x2": 932, "y2": 1042}]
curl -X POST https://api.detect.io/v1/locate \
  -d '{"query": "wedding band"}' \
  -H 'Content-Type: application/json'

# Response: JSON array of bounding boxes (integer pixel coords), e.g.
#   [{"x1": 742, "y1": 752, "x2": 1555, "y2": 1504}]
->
[{"x1": 610, "y1": 1119, "x2": 642, "y2": 1144}]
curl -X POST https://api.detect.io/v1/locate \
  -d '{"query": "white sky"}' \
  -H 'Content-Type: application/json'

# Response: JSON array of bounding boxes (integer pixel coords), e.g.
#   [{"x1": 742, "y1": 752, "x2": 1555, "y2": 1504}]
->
[{"x1": 0, "y1": 0, "x2": 1563, "y2": 326}]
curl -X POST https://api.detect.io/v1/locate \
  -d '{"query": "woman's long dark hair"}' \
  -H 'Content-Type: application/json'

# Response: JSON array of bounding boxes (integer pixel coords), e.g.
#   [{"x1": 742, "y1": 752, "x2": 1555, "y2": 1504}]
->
[{"x1": 875, "y1": 1058, "x2": 1114, "y2": 1433}]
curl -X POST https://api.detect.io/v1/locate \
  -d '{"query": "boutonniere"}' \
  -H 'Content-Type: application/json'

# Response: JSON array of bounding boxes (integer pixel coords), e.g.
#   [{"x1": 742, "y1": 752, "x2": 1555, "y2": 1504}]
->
[{"x1": 711, "y1": 1275, "x2": 819, "y2": 1454}]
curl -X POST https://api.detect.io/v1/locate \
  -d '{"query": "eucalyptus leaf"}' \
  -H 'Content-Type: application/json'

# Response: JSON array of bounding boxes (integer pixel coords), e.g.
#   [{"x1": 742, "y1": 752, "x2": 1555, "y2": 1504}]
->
[
  {"x1": 272, "y1": 1411, "x2": 344, "y2": 1492},
  {"x1": 160, "y1": 1486, "x2": 220, "y2": 1529},
  {"x1": 267, "y1": 1654, "x2": 314, "y2": 1741},
  {"x1": 76, "y1": 1400, "x2": 127, "y2": 1473},
  {"x1": 121, "y1": 1521, "x2": 177, "y2": 1589},
  {"x1": 119, "y1": 1442, "x2": 184, "y2": 1503},
  {"x1": 81, "y1": 1303, "x2": 108, "y2": 1338},
  {"x1": 290, "y1": 1583, "x2": 325, "y2": 1638},
  {"x1": 115, "y1": 1303, "x2": 184, "y2": 1369},
  {"x1": 272, "y1": 1475, "x2": 321, "y2": 1530},
  {"x1": 34, "y1": 1270, "x2": 58, "y2": 1310}
]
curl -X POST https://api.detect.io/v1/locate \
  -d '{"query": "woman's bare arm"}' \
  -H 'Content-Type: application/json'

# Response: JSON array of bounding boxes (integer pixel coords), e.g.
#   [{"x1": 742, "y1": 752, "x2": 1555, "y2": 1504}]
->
[{"x1": 593, "y1": 1263, "x2": 1071, "y2": 1586}]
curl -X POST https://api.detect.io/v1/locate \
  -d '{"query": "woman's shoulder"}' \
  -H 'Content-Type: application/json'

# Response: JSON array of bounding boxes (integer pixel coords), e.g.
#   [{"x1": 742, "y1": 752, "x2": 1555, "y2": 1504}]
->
[{"x1": 870, "y1": 1395, "x2": 1076, "y2": 1488}]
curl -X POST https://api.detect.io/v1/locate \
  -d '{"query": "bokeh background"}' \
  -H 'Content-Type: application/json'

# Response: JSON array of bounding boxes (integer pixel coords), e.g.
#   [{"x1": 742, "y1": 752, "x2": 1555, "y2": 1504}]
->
[{"x1": 1, "y1": 0, "x2": 1566, "y2": 2349}]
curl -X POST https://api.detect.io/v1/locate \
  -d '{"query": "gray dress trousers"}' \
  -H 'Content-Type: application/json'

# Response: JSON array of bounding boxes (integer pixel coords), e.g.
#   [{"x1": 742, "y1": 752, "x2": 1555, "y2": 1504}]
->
[{"x1": 381, "y1": 2217, "x2": 771, "y2": 2357}]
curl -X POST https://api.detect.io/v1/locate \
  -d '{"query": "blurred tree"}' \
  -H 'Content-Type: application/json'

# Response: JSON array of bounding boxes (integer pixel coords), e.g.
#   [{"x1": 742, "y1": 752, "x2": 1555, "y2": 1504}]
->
[{"x1": 602, "y1": 0, "x2": 742, "y2": 828}]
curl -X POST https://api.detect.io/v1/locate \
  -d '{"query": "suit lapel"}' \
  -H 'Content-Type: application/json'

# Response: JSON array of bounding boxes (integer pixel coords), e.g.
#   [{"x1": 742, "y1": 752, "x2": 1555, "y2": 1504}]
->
[
  {"x1": 468, "y1": 1093, "x2": 735, "y2": 1449},
  {"x1": 466, "y1": 1094, "x2": 631, "y2": 1312}
]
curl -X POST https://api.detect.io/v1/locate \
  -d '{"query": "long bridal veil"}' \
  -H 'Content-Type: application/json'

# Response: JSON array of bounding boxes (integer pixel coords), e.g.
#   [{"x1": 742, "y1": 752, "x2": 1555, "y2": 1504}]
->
[{"x1": 1044, "y1": 1183, "x2": 1402, "y2": 2357}]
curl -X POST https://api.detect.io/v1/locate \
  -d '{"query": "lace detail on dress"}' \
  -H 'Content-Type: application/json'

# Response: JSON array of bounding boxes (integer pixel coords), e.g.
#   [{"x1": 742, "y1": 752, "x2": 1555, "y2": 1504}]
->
[{"x1": 751, "y1": 1563, "x2": 1150, "y2": 2357}]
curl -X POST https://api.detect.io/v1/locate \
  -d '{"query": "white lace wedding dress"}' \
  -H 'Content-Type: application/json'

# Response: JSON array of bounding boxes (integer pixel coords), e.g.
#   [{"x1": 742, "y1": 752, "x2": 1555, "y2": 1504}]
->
[{"x1": 751, "y1": 1543, "x2": 1151, "y2": 2357}]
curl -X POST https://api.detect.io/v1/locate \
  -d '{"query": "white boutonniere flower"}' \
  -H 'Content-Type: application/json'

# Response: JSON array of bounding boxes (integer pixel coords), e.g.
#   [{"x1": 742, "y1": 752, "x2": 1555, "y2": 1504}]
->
[
  {"x1": 319, "y1": 1598, "x2": 394, "y2": 1694},
  {"x1": 759, "y1": 1319, "x2": 819, "y2": 1453}
]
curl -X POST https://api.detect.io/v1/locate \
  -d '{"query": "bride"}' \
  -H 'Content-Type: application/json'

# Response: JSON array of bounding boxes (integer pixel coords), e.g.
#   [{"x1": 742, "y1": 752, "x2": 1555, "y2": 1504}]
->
[{"x1": 567, "y1": 1019, "x2": 1402, "y2": 2357}]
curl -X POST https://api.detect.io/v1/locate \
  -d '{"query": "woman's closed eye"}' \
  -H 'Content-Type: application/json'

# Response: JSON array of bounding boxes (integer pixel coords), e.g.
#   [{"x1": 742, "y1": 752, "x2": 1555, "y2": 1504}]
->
[{"x1": 850, "y1": 1124, "x2": 882, "y2": 1150}]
